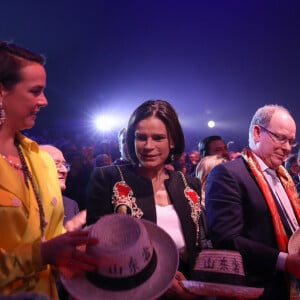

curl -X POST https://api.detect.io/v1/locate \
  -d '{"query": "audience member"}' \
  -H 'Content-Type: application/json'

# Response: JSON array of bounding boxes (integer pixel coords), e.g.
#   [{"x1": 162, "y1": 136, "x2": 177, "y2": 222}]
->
[
  {"x1": 112, "y1": 127, "x2": 130, "y2": 165},
  {"x1": 94, "y1": 153, "x2": 112, "y2": 167},
  {"x1": 186, "y1": 150, "x2": 201, "y2": 176},
  {"x1": 39, "y1": 145, "x2": 86, "y2": 231},
  {"x1": 0, "y1": 41, "x2": 97, "y2": 299},
  {"x1": 86, "y1": 100, "x2": 210, "y2": 299},
  {"x1": 206, "y1": 104, "x2": 300, "y2": 299},
  {"x1": 171, "y1": 152, "x2": 188, "y2": 174},
  {"x1": 63, "y1": 151, "x2": 90, "y2": 210},
  {"x1": 227, "y1": 140, "x2": 243, "y2": 160},
  {"x1": 198, "y1": 135, "x2": 230, "y2": 160},
  {"x1": 284, "y1": 153, "x2": 300, "y2": 185},
  {"x1": 195, "y1": 154, "x2": 228, "y2": 204},
  {"x1": 285, "y1": 153, "x2": 300, "y2": 197},
  {"x1": 80, "y1": 142, "x2": 95, "y2": 169}
]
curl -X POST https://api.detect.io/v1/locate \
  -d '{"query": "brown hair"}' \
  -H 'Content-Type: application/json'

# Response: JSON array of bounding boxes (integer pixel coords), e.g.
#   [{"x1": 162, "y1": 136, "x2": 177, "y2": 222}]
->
[
  {"x1": 126, "y1": 100, "x2": 185, "y2": 165},
  {"x1": 0, "y1": 41, "x2": 45, "y2": 90}
]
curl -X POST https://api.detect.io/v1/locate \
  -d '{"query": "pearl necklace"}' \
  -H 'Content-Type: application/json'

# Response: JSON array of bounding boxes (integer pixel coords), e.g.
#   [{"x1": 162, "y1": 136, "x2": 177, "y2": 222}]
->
[{"x1": 0, "y1": 154, "x2": 23, "y2": 170}]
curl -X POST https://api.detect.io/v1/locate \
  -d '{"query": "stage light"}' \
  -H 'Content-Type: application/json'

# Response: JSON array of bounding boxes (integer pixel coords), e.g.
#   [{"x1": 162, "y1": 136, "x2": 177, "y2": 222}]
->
[
  {"x1": 94, "y1": 114, "x2": 117, "y2": 132},
  {"x1": 208, "y1": 120, "x2": 215, "y2": 128}
]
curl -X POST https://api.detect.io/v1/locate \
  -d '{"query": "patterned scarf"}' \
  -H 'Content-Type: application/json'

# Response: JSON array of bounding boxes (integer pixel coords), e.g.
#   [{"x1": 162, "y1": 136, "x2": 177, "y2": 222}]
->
[
  {"x1": 243, "y1": 148, "x2": 300, "y2": 299},
  {"x1": 242, "y1": 147, "x2": 300, "y2": 252}
]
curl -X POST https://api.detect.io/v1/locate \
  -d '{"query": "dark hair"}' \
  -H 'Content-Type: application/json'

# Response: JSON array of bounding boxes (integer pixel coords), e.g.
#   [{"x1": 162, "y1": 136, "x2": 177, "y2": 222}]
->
[
  {"x1": 198, "y1": 135, "x2": 223, "y2": 158},
  {"x1": 0, "y1": 41, "x2": 45, "y2": 90},
  {"x1": 284, "y1": 154, "x2": 298, "y2": 176},
  {"x1": 126, "y1": 100, "x2": 185, "y2": 165}
]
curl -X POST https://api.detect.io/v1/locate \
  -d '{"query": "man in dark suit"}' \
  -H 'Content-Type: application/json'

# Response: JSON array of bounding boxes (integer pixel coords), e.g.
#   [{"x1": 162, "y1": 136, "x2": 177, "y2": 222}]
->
[{"x1": 206, "y1": 104, "x2": 300, "y2": 299}]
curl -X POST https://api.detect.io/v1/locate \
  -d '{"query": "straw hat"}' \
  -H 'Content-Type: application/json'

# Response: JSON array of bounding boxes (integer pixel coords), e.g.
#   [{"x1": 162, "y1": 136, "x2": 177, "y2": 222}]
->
[
  {"x1": 60, "y1": 214, "x2": 178, "y2": 300},
  {"x1": 180, "y1": 249, "x2": 264, "y2": 299}
]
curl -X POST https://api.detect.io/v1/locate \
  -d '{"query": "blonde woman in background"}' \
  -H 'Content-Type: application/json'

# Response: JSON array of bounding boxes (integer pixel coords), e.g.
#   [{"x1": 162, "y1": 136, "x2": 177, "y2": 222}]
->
[{"x1": 196, "y1": 155, "x2": 228, "y2": 205}]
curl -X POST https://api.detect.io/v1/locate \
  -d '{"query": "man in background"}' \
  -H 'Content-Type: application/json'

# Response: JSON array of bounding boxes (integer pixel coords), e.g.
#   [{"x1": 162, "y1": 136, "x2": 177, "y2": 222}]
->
[
  {"x1": 285, "y1": 153, "x2": 300, "y2": 196},
  {"x1": 112, "y1": 127, "x2": 130, "y2": 165},
  {"x1": 40, "y1": 145, "x2": 86, "y2": 231},
  {"x1": 198, "y1": 135, "x2": 230, "y2": 160}
]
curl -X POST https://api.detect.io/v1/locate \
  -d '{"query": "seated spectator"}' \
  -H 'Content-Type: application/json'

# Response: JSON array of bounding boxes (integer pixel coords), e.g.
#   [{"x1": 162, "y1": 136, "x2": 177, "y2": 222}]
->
[
  {"x1": 198, "y1": 135, "x2": 230, "y2": 160},
  {"x1": 170, "y1": 152, "x2": 188, "y2": 173},
  {"x1": 186, "y1": 150, "x2": 201, "y2": 176},
  {"x1": 285, "y1": 153, "x2": 300, "y2": 197},
  {"x1": 195, "y1": 154, "x2": 228, "y2": 204},
  {"x1": 94, "y1": 153, "x2": 112, "y2": 168},
  {"x1": 63, "y1": 151, "x2": 91, "y2": 210},
  {"x1": 284, "y1": 153, "x2": 300, "y2": 185},
  {"x1": 112, "y1": 127, "x2": 131, "y2": 165},
  {"x1": 40, "y1": 145, "x2": 86, "y2": 230}
]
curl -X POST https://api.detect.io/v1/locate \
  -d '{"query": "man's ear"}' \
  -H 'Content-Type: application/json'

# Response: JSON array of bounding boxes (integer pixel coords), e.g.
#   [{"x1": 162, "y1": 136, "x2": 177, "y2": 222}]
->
[{"x1": 253, "y1": 125, "x2": 261, "y2": 143}]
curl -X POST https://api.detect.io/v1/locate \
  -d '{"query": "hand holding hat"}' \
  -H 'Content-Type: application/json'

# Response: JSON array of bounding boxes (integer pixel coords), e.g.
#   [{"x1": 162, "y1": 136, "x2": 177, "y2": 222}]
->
[
  {"x1": 41, "y1": 229, "x2": 98, "y2": 272},
  {"x1": 60, "y1": 214, "x2": 179, "y2": 300}
]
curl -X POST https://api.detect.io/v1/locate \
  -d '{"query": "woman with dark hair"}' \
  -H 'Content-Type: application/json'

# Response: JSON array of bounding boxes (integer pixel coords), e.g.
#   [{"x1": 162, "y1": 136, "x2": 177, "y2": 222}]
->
[
  {"x1": 87, "y1": 100, "x2": 209, "y2": 299},
  {"x1": 0, "y1": 41, "x2": 97, "y2": 298}
]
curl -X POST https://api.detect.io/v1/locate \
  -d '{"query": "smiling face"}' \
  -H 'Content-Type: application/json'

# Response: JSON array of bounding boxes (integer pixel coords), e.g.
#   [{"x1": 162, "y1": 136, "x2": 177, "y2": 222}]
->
[
  {"x1": 134, "y1": 116, "x2": 174, "y2": 171},
  {"x1": 1, "y1": 63, "x2": 47, "y2": 131},
  {"x1": 41, "y1": 145, "x2": 69, "y2": 191},
  {"x1": 252, "y1": 109, "x2": 296, "y2": 169}
]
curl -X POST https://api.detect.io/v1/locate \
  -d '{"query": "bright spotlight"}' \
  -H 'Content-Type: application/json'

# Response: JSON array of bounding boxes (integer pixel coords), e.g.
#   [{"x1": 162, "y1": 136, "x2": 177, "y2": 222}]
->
[
  {"x1": 208, "y1": 120, "x2": 215, "y2": 128},
  {"x1": 94, "y1": 115, "x2": 116, "y2": 132}
]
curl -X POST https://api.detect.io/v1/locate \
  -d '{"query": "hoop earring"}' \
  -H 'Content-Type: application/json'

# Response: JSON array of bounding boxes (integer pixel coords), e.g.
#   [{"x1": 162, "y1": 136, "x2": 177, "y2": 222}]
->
[{"x1": 0, "y1": 101, "x2": 5, "y2": 126}]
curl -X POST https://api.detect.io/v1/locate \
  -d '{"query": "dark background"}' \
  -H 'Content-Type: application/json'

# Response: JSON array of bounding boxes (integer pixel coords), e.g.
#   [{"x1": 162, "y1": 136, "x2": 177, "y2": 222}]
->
[{"x1": 2, "y1": 0, "x2": 300, "y2": 152}]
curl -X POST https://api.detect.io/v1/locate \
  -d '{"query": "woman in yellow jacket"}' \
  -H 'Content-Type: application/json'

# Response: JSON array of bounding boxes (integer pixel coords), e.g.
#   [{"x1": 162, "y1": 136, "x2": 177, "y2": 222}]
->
[{"x1": 0, "y1": 41, "x2": 97, "y2": 299}]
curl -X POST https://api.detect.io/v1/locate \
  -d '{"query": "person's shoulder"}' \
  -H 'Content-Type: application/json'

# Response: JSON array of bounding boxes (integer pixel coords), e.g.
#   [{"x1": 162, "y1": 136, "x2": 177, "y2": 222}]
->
[
  {"x1": 215, "y1": 156, "x2": 245, "y2": 170},
  {"x1": 209, "y1": 156, "x2": 249, "y2": 180},
  {"x1": 112, "y1": 158, "x2": 131, "y2": 165},
  {"x1": 63, "y1": 195, "x2": 78, "y2": 206},
  {"x1": 169, "y1": 170, "x2": 200, "y2": 187},
  {"x1": 92, "y1": 163, "x2": 135, "y2": 179}
]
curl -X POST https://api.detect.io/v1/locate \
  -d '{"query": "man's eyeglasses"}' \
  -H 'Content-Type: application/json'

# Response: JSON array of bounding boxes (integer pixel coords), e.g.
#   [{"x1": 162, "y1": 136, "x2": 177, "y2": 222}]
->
[
  {"x1": 259, "y1": 125, "x2": 298, "y2": 147},
  {"x1": 55, "y1": 161, "x2": 71, "y2": 171}
]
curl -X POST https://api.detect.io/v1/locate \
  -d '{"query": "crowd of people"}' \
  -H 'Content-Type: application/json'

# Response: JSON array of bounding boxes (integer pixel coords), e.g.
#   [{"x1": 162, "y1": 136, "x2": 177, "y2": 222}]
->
[{"x1": 1, "y1": 41, "x2": 300, "y2": 300}]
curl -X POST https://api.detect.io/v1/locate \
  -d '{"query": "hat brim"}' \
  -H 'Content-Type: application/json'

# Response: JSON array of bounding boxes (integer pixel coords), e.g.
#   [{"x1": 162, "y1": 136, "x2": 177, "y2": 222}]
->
[
  {"x1": 60, "y1": 219, "x2": 178, "y2": 300},
  {"x1": 288, "y1": 227, "x2": 300, "y2": 254},
  {"x1": 181, "y1": 280, "x2": 264, "y2": 299}
]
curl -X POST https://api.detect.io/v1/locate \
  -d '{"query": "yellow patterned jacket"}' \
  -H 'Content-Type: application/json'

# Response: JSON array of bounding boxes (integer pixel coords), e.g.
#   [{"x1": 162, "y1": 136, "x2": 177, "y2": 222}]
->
[{"x1": 0, "y1": 133, "x2": 64, "y2": 299}]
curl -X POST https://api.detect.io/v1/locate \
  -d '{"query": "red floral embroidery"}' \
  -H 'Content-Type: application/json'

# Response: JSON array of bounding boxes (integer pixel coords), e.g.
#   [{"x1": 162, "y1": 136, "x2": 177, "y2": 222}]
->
[
  {"x1": 179, "y1": 172, "x2": 201, "y2": 246},
  {"x1": 114, "y1": 182, "x2": 132, "y2": 203},
  {"x1": 112, "y1": 181, "x2": 143, "y2": 218},
  {"x1": 185, "y1": 188, "x2": 199, "y2": 205}
]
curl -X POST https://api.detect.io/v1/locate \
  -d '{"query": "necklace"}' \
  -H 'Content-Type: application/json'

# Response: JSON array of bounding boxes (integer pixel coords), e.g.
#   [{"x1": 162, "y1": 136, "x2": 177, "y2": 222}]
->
[
  {"x1": 15, "y1": 140, "x2": 47, "y2": 238},
  {"x1": 0, "y1": 154, "x2": 23, "y2": 170}
]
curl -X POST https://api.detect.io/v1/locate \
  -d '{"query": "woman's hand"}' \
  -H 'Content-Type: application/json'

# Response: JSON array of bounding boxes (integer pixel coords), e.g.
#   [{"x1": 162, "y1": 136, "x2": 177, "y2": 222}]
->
[
  {"x1": 165, "y1": 271, "x2": 198, "y2": 299},
  {"x1": 41, "y1": 230, "x2": 98, "y2": 272},
  {"x1": 64, "y1": 210, "x2": 87, "y2": 232}
]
